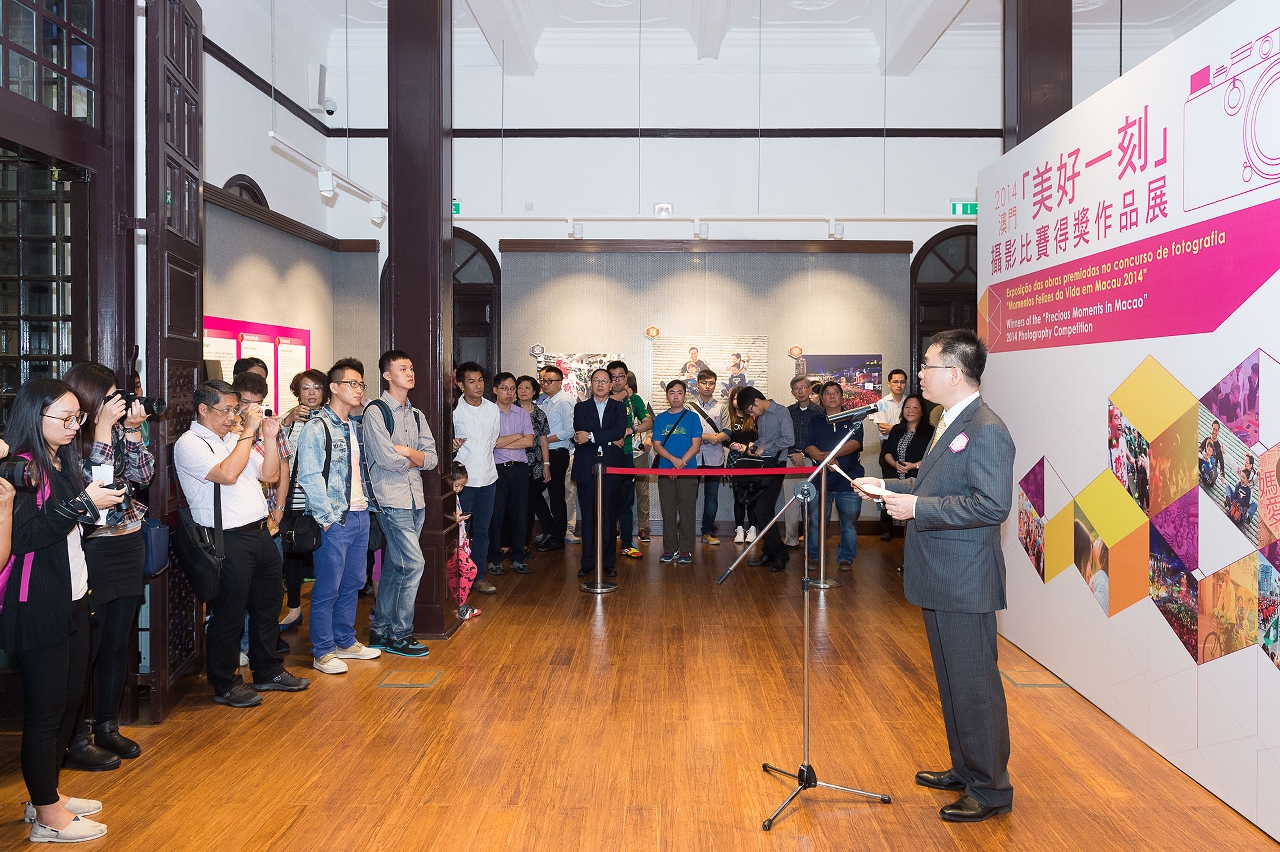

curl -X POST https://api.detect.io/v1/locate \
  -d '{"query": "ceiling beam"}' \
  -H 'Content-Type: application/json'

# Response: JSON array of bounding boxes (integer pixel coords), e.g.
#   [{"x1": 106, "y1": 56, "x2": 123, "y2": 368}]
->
[
  {"x1": 467, "y1": 0, "x2": 542, "y2": 76},
  {"x1": 690, "y1": 0, "x2": 734, "y2": 60},
  {"x1": 883, "y1": 0, "x2": 971, "y2": 76}
]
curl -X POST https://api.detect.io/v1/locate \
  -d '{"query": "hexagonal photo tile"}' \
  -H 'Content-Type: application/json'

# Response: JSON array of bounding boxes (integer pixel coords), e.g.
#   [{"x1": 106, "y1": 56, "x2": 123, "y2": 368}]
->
[
  {"x1": 1108, "y1": 403, "x2": 1152, "y2": 515},
  {"x1": 1198, "y1": 404, "x2": 1260, "y2": 545},
  {"x1": 1018, "y1": 458, "x2": 1046, "y2": 581},
  {"x1": 1259, "y1": 444, "x2": 1280, "y2": 549},
  {"x1": 1200, "y1": 350, "x2": 1260, "y2": 448},
  {"x1": 1148, "y1": 404, "x2": 1199, "y2": 518},
  {"x1": 1073, "y1": 508, "x2": 1108, "y2": 613},
  {"x1": 1198, "y1": 553, "x2": 1260, "y2": 664},
  {"x1": 1259, "y1": 545, "x2": 1280, "y2": 672},
  {"x1": 1151, "y1": 523, "x2": 1198, "y2": 661},
  {"x1": 1152, "y1": 487, "x2": 1199, "y2": 576}
]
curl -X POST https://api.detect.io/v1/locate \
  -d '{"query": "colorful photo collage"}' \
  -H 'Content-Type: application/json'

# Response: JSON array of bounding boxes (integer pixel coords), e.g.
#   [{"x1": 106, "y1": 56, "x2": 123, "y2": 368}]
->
[
  {"x1": 1074, "y1": 510, "x2": 1109, "y2": 615},
  {"x1": 1200, "y1": 350, "x2": 1260, "y2": 448},
  {"x1": 1198, "y1": 404, "x2": 1260, "y2": 544},
  {"x1": 800, "y1": 354, "x2": 883, "y2": 412},
  {"x1": 1198, "y1": 554, "x2": 1260, "y2": 664},
  {"x1": 1261, "y1": 543, "x2": 1280, "y2": 671},
  {"x1": 1017, "y1": 459, "x2": 1046, "y2": 582},
  {"x1": 651, "y1": 337, "x2": 769, "y2": 410},
  {"x1": 534, "y1": 353, "x2": 623, "y2": 402}
]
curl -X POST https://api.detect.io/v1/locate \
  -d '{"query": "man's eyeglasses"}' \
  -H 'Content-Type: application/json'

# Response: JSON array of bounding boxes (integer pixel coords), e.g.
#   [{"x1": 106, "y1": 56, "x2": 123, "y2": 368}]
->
[
  {"x1": 208, "y1": 405, "x2": 241, "y2": 417},
  {"x1": 44, "y1": 412, "x2": 87, "y2": 429},
  {"x1": 538, "y1": 378, "x2": 560, "y2": 385},
  {"x1": 920, "y1": 364, "x2": 955, "y2": 372},
  {"x1": 335, "y1": 380, "x2": 367, "y2": 390},
  {"x1": 608, "y1": 373, "x2": 627, "y2": 380},
  {"x1": 496, "y1": 384, "x2": 517, "y2": 392},
  {"x1": 697, "y1": 380, "x2": 716, "y2": 386}
]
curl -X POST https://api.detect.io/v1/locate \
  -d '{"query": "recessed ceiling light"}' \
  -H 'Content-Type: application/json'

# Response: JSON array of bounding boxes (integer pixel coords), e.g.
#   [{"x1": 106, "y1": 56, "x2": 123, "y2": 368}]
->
[
  {"x1": 785, "y1": 0, "x2": 837, "y2": 10},
  {"x1": 1073, "y1": 0, "x2": 1110, "y2": 11}
]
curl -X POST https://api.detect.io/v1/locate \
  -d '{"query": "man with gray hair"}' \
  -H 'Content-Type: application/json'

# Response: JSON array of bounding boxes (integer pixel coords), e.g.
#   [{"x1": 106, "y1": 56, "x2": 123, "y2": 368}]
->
[{"x1": 174, "y1": 380, "x2": 311, "y2": 708}]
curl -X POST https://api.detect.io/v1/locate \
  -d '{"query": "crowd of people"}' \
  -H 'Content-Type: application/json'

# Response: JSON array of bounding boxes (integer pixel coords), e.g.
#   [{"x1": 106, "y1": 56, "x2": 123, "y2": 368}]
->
[{"x1": 0, "y1": 346, "x2": 927, "y2": 842}]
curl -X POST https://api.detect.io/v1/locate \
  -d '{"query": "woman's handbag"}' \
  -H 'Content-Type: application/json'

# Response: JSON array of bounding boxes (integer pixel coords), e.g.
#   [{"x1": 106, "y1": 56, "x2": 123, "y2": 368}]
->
[{"x1": 279, "y1": 424, "x2": 330, "y2": 555}]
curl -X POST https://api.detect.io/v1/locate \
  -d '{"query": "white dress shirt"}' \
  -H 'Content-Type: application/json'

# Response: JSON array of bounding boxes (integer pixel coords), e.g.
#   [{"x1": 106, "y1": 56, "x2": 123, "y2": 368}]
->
[{"x1": 174, "y1": 422, "x2": 270, "y2": 528}]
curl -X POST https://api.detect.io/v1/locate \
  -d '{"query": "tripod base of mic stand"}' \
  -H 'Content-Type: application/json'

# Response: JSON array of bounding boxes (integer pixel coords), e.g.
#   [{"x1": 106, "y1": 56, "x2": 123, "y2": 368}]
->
[
  {"x1": 580, "y1": 581, "x2": 618, "y2": 594},
  {"x1": 760, "y1": 762, "x2": 891, "y2": 830}
]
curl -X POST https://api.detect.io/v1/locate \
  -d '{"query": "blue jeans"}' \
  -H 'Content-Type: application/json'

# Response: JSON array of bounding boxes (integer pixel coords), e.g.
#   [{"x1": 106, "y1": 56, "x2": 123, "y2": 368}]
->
[
  {"x1": 309, "y1": 509, "x2": 370, "y2": 657},
  {"x1": 372, "y1": 507, "x2": 426, "y2": 639},
  {"x1": 808, "y1": 489, "x2": 862, "y2": 564},
  {"x1": 460, "y1": 482, "x2": 496, "y2": 580},
  {"x1": 700, "y1": 476, "x2": 721, "y2": 535}
]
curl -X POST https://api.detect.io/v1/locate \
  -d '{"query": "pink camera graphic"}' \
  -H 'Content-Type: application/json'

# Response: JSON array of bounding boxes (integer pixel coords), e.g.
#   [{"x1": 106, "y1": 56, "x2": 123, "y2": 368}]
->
[{"x1": 1184, "y1": 27, "x2": 1280, "y2": 211}]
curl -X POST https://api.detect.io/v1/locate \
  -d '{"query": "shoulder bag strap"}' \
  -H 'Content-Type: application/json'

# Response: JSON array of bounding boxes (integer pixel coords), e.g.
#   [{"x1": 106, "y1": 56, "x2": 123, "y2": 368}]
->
[{"x1": 196, "y1": 437, "x2": 225, "y2": 557}]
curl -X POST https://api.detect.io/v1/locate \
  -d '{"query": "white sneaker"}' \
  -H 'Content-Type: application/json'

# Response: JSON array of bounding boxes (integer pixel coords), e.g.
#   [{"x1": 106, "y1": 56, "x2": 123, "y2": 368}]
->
[
  {"x1": 746, "y1": 526, "x2": 758, "y2": 543},
  {"x1": 29, "y1": 815, "x2": 106, "y2": 843},
  {"x1": 313, "y1": 652, "x2": 349, "y2": 674},
  {"x1": 733, "y1": 526, "x2": 745, "y2": 544},
  {"x1": 335, "y1": 641, "x2": 381, "y2": 660},
  {"x1": 24, "y1": 799, "x2": 101, "y2": 824}
]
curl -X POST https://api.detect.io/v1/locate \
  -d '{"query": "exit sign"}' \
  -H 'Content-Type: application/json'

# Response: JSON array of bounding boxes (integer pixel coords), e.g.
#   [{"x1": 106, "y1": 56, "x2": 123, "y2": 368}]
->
[
  {"x1": 951, "y1": 201, "x2": 978, "y2": 216},
  {"x1": 451, "y1": 200, "x2": 461, "y2": 215}
]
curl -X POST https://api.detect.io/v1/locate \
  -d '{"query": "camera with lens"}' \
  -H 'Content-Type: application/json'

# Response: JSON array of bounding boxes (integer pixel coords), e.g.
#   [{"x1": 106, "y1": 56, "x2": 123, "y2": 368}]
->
[
  {"x1": 104, "y1": 390, "x2": 168, "y2": 417},
  {"x1": 0, "y1": 458, "x2": 40, "y2": 490}
]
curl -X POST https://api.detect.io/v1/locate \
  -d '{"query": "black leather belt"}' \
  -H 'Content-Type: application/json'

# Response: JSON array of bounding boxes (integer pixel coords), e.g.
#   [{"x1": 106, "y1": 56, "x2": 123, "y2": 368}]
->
[
  {"x1": 497, "y1": 461, "x2": 527, "y2": 467},
  {"x1": 226, "y1": 518, "x2": 269, "y2": 532}
]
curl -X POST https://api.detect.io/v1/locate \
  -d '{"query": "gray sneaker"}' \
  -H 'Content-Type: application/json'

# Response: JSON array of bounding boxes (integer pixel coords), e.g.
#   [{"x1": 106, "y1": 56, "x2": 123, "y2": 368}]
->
[
  {"x1": 383, "y1": 636, "x2": 429, "y2": 657},
  {"x1": 511, "y1": 560, "x2": 531, "y2": 574},
  {"x1": 253, "y1": 670, "x2": 311, "y2": 692},
  {"x1": 214, "y1": 682, "x2": 263, "y2": 708}
]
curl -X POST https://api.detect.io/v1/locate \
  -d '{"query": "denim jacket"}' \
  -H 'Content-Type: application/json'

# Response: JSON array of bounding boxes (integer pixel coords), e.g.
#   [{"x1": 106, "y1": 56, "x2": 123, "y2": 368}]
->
[{"x1": 295, "y1": 405, "x2": 380, "y2": 528}]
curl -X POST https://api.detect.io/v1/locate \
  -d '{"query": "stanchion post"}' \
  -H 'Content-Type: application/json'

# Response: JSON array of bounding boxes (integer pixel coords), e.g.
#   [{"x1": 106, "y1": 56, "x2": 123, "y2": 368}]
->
[
  {"x1": 810, "y1": 463, "x2": 839, "y2": 589},
  {"x1": 581, "y1": 457, "x2": 618, "y2": 594}
]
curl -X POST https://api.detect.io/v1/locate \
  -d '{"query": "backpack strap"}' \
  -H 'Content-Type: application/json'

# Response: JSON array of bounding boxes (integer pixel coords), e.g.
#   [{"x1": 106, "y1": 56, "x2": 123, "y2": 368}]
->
[{"x1": 366, "y1": 398, "x2": 394, "y2": 436}]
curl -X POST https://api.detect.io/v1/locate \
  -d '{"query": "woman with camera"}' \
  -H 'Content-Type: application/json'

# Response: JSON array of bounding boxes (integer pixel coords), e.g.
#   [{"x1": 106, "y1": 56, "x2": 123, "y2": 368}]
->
[
  {"x1": 0, "y1": 378, "x2": 126, "y2": 843},
  {"x1": 62, "y1": 362, "x2": 155, "y2": 769}
]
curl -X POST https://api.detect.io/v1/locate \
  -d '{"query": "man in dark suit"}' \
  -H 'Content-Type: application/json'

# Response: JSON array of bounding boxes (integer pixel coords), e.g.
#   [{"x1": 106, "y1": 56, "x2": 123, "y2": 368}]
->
[
  {"x1": 855, "y1": 328, "x2": 1015, "y2": 823},
  {"x1": 572, "y1": 368, "x2": 629, "y2": 577}
]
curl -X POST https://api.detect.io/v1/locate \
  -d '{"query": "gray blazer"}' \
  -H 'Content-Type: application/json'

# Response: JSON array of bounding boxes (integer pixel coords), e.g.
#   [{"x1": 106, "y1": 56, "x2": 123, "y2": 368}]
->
[{"x1": 885, "y1": 396, "x2": 1015, "y2": 614}]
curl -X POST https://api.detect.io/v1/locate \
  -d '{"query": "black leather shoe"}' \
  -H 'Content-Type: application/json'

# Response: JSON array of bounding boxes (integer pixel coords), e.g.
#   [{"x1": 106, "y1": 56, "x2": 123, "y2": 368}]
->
[
  {"x1": 915, "y1": 769, "x2": 965, "y2": 791},
  {"x1": 604, "y1": 567, "x2": 617, "y2": 577},
  {"x1": 92, "y1": 720, "x2": 141, "y2": 760},
  {"x1": 939, "y1": 795, "x2": 1011, "y2": 823},
  {"x1": 538, "y1": 539, "x2": 565, "y2": 552},
  {"x1": 577, "y1": 566, "x2": 592, "y2": 577},
  {"x1": 65, "y1": 729, "x2": 121, "y2": 772},
  {"x1": 770, "y1": 561, "x2": 787, "y2": 572},
  {"x1": 748, "y1": 558, "x2": 769, "y2": 567}
]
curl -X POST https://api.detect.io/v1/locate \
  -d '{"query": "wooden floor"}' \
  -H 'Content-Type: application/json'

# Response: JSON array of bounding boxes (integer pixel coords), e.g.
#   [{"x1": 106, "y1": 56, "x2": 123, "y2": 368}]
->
[{"x1": 1, "y1": 536, "x2": 1274, "y2": 851}]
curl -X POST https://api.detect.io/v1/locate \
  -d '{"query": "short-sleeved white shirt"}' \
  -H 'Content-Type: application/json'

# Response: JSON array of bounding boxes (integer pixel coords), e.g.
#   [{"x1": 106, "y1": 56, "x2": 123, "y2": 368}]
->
[{"x1": 174, "y1": 422, "x2": 270, "y2": 528}]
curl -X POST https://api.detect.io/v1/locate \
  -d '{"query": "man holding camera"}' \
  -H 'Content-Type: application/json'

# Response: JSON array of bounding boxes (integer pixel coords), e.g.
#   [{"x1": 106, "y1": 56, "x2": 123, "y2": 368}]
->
[{"x1": 174, "y1": 381, "x2": 311, "y2": 708}]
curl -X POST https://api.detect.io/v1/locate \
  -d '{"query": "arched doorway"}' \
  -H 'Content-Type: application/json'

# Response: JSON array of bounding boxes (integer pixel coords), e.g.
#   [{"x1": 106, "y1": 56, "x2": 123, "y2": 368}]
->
[
  {"x1": 452, "y1": 228, "x2": 501, "y2": 376},
  {"x1": 910, "y1": 225, "x2": 978, "y2": 383}
]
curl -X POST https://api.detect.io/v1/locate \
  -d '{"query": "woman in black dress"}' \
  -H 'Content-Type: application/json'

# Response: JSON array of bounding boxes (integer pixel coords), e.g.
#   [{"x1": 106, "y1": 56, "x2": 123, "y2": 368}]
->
[
  {"x1": 63, "y1": 362, "x2": 155, "y2": 767},
  {"x1": 0, "y1": 378, "x2": 125, "y2": 842},
  {"x1": 882, "y1": 394, "x2": 933, "y2": 568}
]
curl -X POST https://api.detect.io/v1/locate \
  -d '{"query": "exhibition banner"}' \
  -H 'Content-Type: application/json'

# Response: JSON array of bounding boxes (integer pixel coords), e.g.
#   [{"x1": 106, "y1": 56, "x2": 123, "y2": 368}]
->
[
  {"x1": 979, "y1": 4, "x2": 1280, "y2": 352},
  {"x1": 203, "y1": 316, "x2": 311, "y2": 413}
]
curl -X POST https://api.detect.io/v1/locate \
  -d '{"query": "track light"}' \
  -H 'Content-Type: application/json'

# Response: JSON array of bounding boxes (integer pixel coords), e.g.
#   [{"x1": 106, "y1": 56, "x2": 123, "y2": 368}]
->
[
  {"x1": 318, "y1": 169, "x2": 335, "y2": 198},
  {"x1": 369, "y1": 200, "x2": 386, "y2": 224},
  {"x1": 695, "y1": 219, "x2": 709, "y2": 240},
  {"x1": 828, "y1": 218, "x2": 844, "y2": 239}
]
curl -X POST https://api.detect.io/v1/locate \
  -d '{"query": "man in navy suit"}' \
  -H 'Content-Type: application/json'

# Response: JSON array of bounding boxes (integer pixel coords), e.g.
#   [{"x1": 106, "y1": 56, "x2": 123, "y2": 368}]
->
[
  {"x1": 572, "y1": 368, "x2": 629, "y2": 577},
  {"x1": 856, "y1": 328, "x2": 1016, "y2": 823}
]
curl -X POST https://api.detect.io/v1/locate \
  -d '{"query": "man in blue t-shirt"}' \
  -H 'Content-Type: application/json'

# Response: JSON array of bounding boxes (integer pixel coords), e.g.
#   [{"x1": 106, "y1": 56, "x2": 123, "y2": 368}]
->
[
  {"x1": 652, "y1": 380, "x2": 702, "y2": 564},
  {"x1": 803, "y1": 381, "x2": 865, "y2": 569}
]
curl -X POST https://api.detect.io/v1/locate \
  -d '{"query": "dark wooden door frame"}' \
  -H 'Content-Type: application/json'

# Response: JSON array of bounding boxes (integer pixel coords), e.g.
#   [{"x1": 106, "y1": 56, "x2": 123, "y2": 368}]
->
[{"x1": 909, "y1": 225, "x2": 978, "y2": 383}]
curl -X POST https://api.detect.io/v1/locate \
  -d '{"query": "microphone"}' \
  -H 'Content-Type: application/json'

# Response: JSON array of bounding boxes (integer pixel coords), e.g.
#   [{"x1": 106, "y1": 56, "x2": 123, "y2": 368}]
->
[{"x1": 826, "y1": 402, "x2": 880, "y2": 424}]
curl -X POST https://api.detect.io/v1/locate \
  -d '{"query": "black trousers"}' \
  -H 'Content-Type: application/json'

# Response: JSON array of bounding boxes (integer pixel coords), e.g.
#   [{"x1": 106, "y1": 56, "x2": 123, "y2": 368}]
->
[
  {"x1": 531, "y1": 447, "x2": 570, "y2": 544},
  {"x1": 489, "y1": 461, "x2": 530, "y2": 562},
  {"x1": 576, "y1": 466, "x2": 620, "y2": 570},
  {"x1": 749, "y1": 473, "x2": 787, "y2": 564},
  {"x1": 89, "y1": 595, "x2": 142, "y2": 723},
  {"x1": 283, "y1": 552, "x2": 312, "y2": 609},
  {"x1": 20, "y1": 597, "x2": 90, "y2": 806},
  {"x1": 207, "y1": 525, "x2": 285, "y2": 695}
]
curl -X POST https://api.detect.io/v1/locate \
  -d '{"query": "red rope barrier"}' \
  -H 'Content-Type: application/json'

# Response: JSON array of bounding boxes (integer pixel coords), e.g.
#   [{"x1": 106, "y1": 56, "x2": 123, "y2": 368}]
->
[{"x1": 605, "y1": 466, "x2": 816, "y2": 476}]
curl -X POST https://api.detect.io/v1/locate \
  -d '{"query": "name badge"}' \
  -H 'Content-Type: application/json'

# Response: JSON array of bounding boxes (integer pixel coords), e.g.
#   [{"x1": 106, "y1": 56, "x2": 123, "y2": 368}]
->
[{"x1": 949, "y1": 433, "x2": 969, "y2": 453}]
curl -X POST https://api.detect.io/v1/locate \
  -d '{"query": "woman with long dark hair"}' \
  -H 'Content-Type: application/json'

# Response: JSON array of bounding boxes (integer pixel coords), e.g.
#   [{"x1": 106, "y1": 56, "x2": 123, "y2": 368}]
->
[
  {"x1": 62, "y1": 361, "x2": 154, "y2": 767},
  {"x1": 0, "y1": 378, "x2": 125, "y2": 843}
]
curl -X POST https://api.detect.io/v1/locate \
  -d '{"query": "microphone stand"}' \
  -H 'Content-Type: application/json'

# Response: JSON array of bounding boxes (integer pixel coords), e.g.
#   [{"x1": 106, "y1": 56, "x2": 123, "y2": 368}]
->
[
  {"x1": 581, "y1": 454, "x2": 618, "y2": 594},
  {"x1": 716, "y1": 414, "x2": 891, "y2": 829}
]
